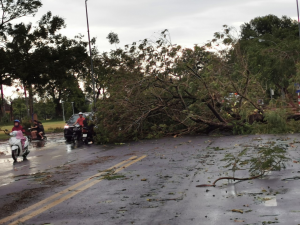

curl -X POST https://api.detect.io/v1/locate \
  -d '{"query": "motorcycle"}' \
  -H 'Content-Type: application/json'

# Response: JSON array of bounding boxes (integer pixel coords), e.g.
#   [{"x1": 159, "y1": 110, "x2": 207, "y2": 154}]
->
[
  {"x1": 72, "y1": 124, "x2": 82, "y2": 144},
  {"x1": 27, "y1": 128, "x2": 47, "y2": 142},
  {"x1": 3, "y1": 129, "x2": 30, "y2": 162},
  {"x1": 82, "y1": 126, "x2": 93, "y2": 144},
  {"x1": 71, "y1": 124, "x2": 93, "y2": 145}
]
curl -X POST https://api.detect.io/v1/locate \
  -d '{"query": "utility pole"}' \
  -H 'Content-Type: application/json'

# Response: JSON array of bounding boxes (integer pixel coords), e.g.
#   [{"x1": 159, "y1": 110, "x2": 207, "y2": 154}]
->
[
  {"x1": 85, "y1": 0, "x2": 96, "y2": 111},
  {"x1": 0, "y1": 84, "x2": 4, "y2": 116},
  {"x1": 71, "y1": 102, "x2": 74, "y2": 115},
  {"x1": 61, "y1": 101, "x2": 65, "y2": 122},
  {"x1": 297, "y1": 0, "x2": 300, "y2": 38},
  {"x1": 23, "y1": 85, "x2": 29, "y2": 117}
]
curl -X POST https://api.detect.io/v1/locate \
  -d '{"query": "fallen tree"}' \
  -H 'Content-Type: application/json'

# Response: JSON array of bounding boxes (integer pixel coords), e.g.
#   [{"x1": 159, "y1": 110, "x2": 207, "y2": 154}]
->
[{"x1": 93, "y1": 28, "x2": 266, "y2": 143}]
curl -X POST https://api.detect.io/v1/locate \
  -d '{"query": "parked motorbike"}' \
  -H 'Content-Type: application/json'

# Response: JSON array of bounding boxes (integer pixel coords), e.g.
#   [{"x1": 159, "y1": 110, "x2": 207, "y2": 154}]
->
[
  {"x1": 3, "y1": 129, "x2": 30, "y2": 162},
  {"x1": 27, "y1": 128, "x2": 47, "y2": 142}
]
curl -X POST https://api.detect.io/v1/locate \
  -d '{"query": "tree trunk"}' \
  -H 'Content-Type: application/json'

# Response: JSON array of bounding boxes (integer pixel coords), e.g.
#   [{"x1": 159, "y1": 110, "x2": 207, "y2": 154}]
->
[
  {"x1": 96, "y1": 87, "x2": 101, "y2": 99},
  {"x1": 284, "y1": 88, "x2": 296, "y2": 108},
  {"x1": 0, "y1": 84, "x2": 4, "y2": 117},
  {"x1": 28, "y1": 84, "x2": 34, "y2": 120},
  {"x1": 24, "y1": 83, "x2": 30, "y2": 117},
  {"x1": 10, "y1": 101, "x2": 13, "y2": 121},
  {"x1": 54, "y1": 91, "x2": 62, "y2": 118}
]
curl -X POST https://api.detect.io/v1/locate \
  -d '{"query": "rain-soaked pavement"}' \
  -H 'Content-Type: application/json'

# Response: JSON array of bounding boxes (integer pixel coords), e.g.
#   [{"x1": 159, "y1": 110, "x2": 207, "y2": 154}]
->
[{"x1": 0, "y1": 133, "x2": 300, "y2": 225}]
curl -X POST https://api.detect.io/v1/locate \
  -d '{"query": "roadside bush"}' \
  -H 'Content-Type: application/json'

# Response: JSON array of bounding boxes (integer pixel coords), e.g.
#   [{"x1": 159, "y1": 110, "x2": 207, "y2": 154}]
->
[
  {"x1": 0, "y1": 113, "x2": 10, "y2": 123},
  {"x1": 249, "y1": 108, "x2": 300, "y2": 134},
  {"x1": 21, "y1": 117, "x2": 32, "y2": 130},
  {"x1": 46, "y1": 127, "x2": 63, "y2": 133},
  {"x1": 264, "y1": 108, "x2": 288, "y2": 133}
]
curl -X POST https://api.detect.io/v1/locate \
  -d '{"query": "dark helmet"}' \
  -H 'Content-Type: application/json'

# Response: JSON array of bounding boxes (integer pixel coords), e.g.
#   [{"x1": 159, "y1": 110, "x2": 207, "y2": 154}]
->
[{"x1": 14, "y1": 120, "x2": 20, "y2": 126}]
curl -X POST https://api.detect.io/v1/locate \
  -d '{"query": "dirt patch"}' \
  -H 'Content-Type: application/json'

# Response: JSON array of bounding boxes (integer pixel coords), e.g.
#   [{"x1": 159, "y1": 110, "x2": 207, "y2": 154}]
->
[{"x1": 0, "y1": 187, "x2": 48, "y2": 218}]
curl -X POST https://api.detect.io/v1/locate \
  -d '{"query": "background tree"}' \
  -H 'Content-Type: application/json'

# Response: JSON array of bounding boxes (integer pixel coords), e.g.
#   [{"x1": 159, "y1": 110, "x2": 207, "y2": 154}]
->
[
  {"x1": 33, "y1": 99, "x2": 55, "y2": 120},
  {"x1": 12, "y1": 97, "x2": 26, "y2": 119},
  {"x1": 0, "y1": 0, "x2": 42, "y2": 43},
  {"x1": 240, "y1": 15, "x2": 300, "y2": 107},
  {"x1": 5, "y1": 12, "x2": 88, "y2": 118}
]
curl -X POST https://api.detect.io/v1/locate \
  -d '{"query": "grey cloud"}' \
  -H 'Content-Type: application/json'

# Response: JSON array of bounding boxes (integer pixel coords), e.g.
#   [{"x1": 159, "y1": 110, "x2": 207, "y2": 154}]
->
[{"x1": 13, "y1": 0, "x2": 300, "y2": 52}]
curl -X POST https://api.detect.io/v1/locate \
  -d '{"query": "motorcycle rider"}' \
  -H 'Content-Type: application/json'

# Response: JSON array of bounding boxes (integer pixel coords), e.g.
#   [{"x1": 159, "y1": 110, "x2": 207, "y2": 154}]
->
[
  {"x1": 38, "y1": 121, "x2": 45, "y2": 140},
  {"x1": 31, "y1": 120, "x2": 39, "y2": 139},
  {"x1": 71, "y1": 112, "x2": 85, "y2": 141},
  {"x1": 73, "y1": 112, "x2": 85, "y2": 126},
  {"x1": 12, "y1": 120, "x2": 25, "y2": 132},
  {"x1": 11, "y1": 120, "x2": 26, "y2": 151},
  {"x1": 31, "y1": 120, "x2": 45, "y2": 140}
]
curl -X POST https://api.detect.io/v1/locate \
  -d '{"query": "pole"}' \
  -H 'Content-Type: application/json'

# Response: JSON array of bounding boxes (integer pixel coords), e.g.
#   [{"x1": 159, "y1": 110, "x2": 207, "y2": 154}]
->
[
  {"x1": 23, "y1": 84, "x2": 29, "y2": 117},
  {"x1": 297, "y1": 0, "x2": 300, "y2": 39},
  {"x1": 62, "y1": 101, "x2": 65, "y2": 122},
  {"x1": 85, "y1": 0, "x2": 96, "y2": 111},
  {"x1": 0, "y1": 84, "x2": 4, "y2": 116},
  {"x1": 71, "y1": 102, "x2": 74, "y2": 115}
]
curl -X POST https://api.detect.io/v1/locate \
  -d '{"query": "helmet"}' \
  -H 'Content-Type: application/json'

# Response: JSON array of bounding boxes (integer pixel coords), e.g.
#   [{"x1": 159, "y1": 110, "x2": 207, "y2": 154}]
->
[
  {"x1": 14, "y1": 120, "x2": 20, "y2": 123},
  {"x1": 79, "y1": 112, "x2": 83, "y2": 115}
]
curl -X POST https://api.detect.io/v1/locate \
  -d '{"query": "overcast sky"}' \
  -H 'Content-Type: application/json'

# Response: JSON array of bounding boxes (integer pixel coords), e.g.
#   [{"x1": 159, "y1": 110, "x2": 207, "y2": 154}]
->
[
  {"x1": 14, "y1": 0, "x2": 299, "y2": 53},
  {"x1": 4, "y1": 0, "x2": 299, "y2": 98}
]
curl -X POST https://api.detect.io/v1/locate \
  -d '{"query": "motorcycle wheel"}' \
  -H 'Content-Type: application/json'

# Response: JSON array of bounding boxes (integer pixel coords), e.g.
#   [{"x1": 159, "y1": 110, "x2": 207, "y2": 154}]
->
[
  {"x1": 72, "y1": 135, "x2": 78, "y2": 145},
  {"x1": 12, "y1": 150, "x2": 17, "y2": 162}
]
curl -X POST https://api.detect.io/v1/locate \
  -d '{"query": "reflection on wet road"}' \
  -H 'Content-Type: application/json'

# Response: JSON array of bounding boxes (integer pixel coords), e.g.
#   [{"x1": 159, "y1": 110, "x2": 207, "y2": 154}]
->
[
  {"x1": 1, "y1": 134, "x2": 300, "y2": 224},
  {"x1": 0, "y1": 133, "x2": 95, "y2": 188}
]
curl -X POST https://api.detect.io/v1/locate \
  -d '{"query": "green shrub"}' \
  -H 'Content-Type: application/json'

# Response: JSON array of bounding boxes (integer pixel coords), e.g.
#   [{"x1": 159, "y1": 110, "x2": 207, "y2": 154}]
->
[
  {"x1": 21, "y1": 117, "x2": 32, "y2": 130},
  {"x1": 53, "y1": 127, "x2": 64, "y2": 133},
  {"x1": 264, "y1": 108, "x2": 288, "y2": 133}
]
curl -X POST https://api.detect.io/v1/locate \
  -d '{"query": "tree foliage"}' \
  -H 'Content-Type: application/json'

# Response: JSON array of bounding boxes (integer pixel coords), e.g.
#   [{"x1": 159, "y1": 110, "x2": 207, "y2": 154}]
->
[
  {"x1": 92, "y1": 28, "x2": 265, "y2": 143},
  {"x1": 92, "y1": 15, "x2": 300, "y2": 143},
  {"x1": 0, "y1": 0, "x2": 42, "y2": 39}
]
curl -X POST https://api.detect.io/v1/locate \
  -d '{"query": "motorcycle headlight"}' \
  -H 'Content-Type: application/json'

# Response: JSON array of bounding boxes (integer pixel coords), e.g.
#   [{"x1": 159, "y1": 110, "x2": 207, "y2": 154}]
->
[{"x1": 64, "y1": 125, "x2": 69, "y2": 129}]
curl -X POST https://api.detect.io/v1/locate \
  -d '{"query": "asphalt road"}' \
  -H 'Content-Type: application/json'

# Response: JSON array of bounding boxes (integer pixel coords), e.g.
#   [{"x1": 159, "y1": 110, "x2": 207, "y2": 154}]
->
[{"x1": 0, "y1": 133, "x2": 300, "y2": 225}]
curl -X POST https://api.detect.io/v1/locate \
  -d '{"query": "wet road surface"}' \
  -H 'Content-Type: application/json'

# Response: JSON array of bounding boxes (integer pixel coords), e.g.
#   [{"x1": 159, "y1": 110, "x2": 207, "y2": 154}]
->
[{"x1": 0, "y1": 133, "x2": 300, "y2": 224}]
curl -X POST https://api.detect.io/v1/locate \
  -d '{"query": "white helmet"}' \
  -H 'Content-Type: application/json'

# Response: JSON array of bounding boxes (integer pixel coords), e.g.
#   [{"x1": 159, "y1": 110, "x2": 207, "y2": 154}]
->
[{"x1": 79, "y1": 112, "x2": 83, "y2": 115}]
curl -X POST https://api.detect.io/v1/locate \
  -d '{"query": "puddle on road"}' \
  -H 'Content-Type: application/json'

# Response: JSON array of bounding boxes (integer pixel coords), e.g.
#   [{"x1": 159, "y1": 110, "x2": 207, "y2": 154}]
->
[
  {"x1": 0, "y1": 134, "x2": 85, "y2": 166},
  {"x1": 254, "y1": 196, "x2": 277, "y2": 206}
]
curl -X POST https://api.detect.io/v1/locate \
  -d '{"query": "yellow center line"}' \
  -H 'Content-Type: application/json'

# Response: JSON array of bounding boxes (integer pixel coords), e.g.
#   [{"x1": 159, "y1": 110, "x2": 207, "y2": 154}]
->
[
  {"x1": 0, "y1": 156, "x2": 138, "y2": 225},
  {"x1": 9, "y1": 155, "x2": 147, "y2": 225}
]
